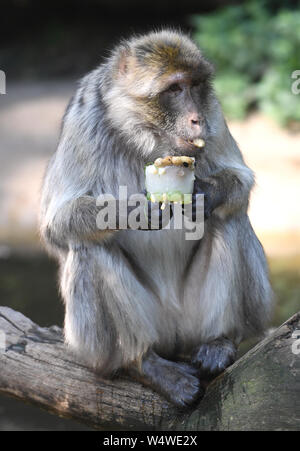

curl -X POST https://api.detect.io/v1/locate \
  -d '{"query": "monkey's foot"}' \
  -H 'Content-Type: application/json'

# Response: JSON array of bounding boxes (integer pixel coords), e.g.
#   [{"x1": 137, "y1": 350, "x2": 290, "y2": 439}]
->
[
  {"x1": 191, "y1": 338, "x2": 236, "y2": 378},
  {"x1": 139, "y1": 351, "x2": 204, "y2": 408}
]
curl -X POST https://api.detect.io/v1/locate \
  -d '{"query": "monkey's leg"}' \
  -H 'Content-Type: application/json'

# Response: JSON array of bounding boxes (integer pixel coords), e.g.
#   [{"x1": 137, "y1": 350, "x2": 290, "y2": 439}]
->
[
  {"x1": 127, "y1": 349, "x2": 204, "y2": 408},
  {"x1": 62, "y1": 242, "x2": 202, "y2": 406},
  {"x1": 191, "y1": 337, "x2": 236, "y2": 378},
  {"x1": 61, "y1": 242, "x2": 161, "y2": 375},
  {"x1": 186, "y1": 215, "x2": 272, "y2": 378},
  {"x1": 182, "y1": 218, "x2": 246, "y2": 378},
  {"x1": 63, "y1": 243, "x2": 204, "y2": 407}
]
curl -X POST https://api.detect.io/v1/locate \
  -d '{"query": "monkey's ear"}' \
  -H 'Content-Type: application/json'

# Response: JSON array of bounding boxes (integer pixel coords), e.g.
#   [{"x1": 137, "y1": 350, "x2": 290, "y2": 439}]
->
[{"x1": 116, "y1": 47, "x2": 132, "y2": 77}]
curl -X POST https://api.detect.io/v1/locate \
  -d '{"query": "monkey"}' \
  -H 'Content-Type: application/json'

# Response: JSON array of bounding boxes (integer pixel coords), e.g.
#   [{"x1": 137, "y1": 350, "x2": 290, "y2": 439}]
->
[{"x1": 39, "y1": 30, "x2": 273, "y2": 408}]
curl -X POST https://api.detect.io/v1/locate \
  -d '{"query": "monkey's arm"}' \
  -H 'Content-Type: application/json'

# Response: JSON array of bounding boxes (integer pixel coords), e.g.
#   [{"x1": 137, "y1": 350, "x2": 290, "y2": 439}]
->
[
  {"x1": 43, "y1": 195, "x2": 169, "y2": 248},
  {"x1": 195, "y1": 166, "x2": 254, "y2": 219},
  {"x1": 42, "y1": 195, "x2": 114, "y2": 248}
]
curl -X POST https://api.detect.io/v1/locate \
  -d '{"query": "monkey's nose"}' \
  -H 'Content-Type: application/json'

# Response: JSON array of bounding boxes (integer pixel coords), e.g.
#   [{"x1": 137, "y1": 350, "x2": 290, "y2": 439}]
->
[{"x1": 189, "y1": 113, "x2": 201, "y2": 128}]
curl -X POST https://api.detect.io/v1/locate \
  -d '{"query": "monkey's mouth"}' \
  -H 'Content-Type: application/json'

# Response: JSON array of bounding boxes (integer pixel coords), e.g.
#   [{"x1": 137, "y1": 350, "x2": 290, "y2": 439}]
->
[
  {"x1": 187, "y1": 138, "x2": 205, "y2": 149},
  {"x1": 166, "y1": 135, "x2": 206, "y2": 153},
  {"x1": 175, "y1": 136, "x2": 205, "y2": 150}
]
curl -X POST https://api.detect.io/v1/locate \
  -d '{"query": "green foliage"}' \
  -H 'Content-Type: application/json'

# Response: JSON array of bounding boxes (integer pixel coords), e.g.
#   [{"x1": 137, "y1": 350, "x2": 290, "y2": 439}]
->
[
  {"x1": 192, "y1": 1, "x2": 300, "y2": 126},
  {"x1": 269, "y1": 256, "x2": 300, "y2": 327}
]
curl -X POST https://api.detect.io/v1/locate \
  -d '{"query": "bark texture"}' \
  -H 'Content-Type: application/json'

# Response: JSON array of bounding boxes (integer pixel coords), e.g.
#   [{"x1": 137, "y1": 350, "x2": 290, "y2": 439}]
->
[{"x1": 0, "y1": 307, "x2": 299, "y2": 430}]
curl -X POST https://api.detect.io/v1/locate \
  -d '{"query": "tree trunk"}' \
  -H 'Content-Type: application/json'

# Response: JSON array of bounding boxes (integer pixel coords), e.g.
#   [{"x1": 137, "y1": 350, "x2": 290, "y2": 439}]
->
[{"x1": 0, "y1": 306, "x2": 299, "y2": 430}]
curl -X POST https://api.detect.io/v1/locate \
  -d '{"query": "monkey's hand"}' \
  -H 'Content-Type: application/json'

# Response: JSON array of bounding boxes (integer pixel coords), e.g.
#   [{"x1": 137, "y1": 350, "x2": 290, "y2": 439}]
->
[
  {"x1": 192, "y1": 178, "x2": 224, "y2": 220},
  {"x1": 191, "y1": 338, "x2": 237, "y2": 379},
  {"x1": 193, "y1": 168, "x2": 253, "y2": 220}
]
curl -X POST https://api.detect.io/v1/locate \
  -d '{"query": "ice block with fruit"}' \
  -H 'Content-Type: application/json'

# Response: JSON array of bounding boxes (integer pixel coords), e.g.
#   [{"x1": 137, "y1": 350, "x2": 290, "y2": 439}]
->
[{"x1": 145, "y1": 155, "x2": 195, "y2": 205}]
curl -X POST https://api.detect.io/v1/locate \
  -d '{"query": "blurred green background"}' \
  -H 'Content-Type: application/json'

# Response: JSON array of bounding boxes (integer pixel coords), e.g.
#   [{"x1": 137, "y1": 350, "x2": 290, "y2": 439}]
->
[
  {"x1": 0, "y1": 0, "x2": 299, "y2": 431},
  {"x1": 192, "y1": 0, "x2": 300, "y2": 126}
]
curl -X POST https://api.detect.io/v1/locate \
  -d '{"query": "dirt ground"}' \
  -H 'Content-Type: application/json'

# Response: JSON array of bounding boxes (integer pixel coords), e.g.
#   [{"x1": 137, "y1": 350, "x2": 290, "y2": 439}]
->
[{"x1": 0, "y1": 81, "x2": 299, "y2": 256}]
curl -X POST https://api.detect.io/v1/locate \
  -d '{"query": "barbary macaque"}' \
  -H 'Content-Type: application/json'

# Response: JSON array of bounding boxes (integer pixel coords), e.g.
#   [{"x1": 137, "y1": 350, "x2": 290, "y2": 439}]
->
[{"x1": 40, "y1": 30, "x2": 273, "y2": 407}]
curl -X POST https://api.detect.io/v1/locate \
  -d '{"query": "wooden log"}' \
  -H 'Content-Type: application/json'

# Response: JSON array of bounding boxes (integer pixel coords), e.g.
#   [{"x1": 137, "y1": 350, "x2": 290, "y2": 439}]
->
[{"x1": 0, "y1": 306, "x2": 299, "y2": 430}]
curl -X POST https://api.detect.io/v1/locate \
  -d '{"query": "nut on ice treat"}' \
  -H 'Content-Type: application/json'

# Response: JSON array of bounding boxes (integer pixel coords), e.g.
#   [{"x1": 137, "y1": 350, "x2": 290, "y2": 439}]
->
[
  {"x1": 145, "y1": 155, "x2": 195, "y2": 204},
  {"x1": 154, "y1": 155, "x2": 195, "y2": 169},
  {"x1": 192, "y1": 138, "x2": 205, "y2": 148}
]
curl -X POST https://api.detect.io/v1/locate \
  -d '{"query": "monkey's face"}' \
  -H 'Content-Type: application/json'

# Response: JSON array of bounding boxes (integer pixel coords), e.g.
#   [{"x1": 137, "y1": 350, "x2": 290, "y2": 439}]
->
[
  {"x1": 104, "y1": 31, "x2": 217, "y2": 157},
  {"x1": 152, "y1": 71, "x2": 213, "y2": 153},
  {"x1": 135, "y1": 64, "x2": 215, "y2": 156}
]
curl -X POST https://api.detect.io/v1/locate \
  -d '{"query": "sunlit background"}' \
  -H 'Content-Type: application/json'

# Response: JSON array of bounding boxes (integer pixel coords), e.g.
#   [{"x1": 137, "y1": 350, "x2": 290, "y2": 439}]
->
[{"x1": 0, "y1": 0, "x2": 299, "y2": 430}]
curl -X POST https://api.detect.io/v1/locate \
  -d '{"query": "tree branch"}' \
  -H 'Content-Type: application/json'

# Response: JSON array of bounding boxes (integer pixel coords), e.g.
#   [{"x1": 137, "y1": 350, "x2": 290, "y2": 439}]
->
[{"x1": 0, "y1": 306, "x2": 299, "y2": 430}]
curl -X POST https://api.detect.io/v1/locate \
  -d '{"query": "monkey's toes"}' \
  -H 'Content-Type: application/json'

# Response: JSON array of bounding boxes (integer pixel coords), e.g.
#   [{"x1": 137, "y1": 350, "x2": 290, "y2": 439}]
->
[
  {"x1": 158, "y1": 362, "x2": 204, "y2": 408},
  {"x1": 191, "y1": 338, "x2": 236, "y2": 378}
]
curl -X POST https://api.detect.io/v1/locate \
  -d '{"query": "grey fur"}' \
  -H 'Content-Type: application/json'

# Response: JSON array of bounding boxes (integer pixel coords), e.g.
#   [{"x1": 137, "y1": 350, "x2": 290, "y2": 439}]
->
[{"x1": 40, "y1": 30, "x2": 273, "y2": 386}]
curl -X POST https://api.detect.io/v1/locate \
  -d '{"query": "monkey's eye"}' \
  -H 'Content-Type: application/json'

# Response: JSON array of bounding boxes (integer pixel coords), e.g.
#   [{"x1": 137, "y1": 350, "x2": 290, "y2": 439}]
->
[
  {"x1": 192, "y1": 80, "x2": 203, "y2": 88},
  {"x1": 166, "y1": 83, "x2": 182, "y2": 94}
]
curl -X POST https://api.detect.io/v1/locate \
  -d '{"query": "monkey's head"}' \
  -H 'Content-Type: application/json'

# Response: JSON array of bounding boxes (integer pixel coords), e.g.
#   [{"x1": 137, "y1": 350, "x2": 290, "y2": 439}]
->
[{"x1": 102, "y1": 30, "x2": 223, "y2": 158}]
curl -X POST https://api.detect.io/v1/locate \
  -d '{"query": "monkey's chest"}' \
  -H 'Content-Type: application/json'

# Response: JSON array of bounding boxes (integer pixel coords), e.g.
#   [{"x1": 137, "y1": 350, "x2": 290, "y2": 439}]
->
[{"x1": 115, "y1": 228, "x2": 197, "y2": 299}]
